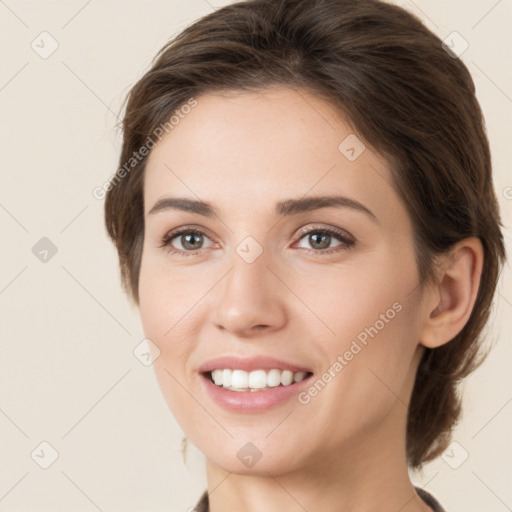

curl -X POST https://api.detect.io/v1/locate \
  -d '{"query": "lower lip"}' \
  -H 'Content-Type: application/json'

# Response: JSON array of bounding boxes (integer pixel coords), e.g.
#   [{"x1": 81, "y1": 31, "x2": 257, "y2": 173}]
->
[{"x1": 199, "y1": 372, "x2": 313, "y2": 412}]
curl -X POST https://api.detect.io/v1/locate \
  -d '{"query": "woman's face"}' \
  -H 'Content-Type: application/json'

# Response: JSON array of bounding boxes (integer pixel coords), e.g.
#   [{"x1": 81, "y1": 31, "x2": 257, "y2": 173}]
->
[{"x1": 139, "y1": 87, "x2": 428, "y2": 475}]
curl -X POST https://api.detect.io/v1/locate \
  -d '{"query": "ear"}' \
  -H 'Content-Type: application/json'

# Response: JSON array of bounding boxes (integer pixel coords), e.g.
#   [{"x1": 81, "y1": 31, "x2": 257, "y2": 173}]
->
[{"x1": 419, "y1": 237, "x2": 484, "y2": 349}]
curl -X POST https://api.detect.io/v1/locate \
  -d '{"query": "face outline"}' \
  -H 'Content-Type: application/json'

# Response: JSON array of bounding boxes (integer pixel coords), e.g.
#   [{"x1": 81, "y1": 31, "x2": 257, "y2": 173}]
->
[{"x1": 138, "y1": 86, "x2": 429, "y2": 476}]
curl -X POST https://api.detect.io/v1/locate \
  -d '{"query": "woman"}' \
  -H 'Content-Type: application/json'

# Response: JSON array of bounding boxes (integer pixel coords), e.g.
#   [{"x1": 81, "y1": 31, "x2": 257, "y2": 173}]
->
[{"x1": 104, "y1": 0, "x2": 506, "y2": 510}]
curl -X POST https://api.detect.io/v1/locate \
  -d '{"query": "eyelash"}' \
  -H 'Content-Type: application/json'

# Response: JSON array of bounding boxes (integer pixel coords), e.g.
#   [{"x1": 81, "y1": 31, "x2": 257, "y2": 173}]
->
[{"x1": 159, "y1": 225, "x2": 356, "y2": 257}]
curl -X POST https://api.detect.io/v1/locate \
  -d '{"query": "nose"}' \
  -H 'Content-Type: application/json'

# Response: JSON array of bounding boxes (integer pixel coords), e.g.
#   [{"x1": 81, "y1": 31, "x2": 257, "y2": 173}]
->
[{"x1": 212, "y1": 246, "x2": 288, "y2": 338}]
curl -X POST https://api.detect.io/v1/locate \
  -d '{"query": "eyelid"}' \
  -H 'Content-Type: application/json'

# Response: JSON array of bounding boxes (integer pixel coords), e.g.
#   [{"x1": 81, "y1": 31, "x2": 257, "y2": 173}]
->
[{"x1": 293, "y1": 223, "x2": 355, "y2": 243}]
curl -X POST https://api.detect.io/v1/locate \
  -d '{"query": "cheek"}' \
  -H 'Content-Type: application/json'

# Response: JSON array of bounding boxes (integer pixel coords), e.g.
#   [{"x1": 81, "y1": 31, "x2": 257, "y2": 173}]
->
[
  {"x1": 138, "y1": 248, "x2": 202, "y2": 335},
  {"x1": 138, "y1": 264, "x2": 206, "y2": 431},
  {"x1": 138, "y1": 256, "x2": 203, "y2": 377},
  {"x1": 301, "y1": 247, "x2": 421, "y2": 408},
  {"x1": 294, "y1": 300, "x2": 421, "y2": 452},
  {"x1": 294, "y1": 249, "x2": 417, "y2": 344}
]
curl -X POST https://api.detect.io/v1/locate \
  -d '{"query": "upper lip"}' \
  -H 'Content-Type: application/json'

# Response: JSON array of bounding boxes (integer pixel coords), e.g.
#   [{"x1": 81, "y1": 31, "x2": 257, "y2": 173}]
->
[{"x1": 198, "y1": 355, "x2": 312, "y2": 374}]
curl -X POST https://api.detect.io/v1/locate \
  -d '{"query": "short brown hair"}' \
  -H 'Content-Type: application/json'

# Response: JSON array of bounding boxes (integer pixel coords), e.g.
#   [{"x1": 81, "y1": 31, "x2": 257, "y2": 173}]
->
[{"x1": 104, "y1": 0, "x2": 507, "y2": 468}]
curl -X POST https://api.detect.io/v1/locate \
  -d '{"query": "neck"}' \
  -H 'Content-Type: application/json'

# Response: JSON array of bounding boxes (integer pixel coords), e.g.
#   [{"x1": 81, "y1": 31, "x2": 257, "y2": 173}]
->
[
  {"x1": 204, "y1": 398, "x2": 432, "y2": 512},
  {"x1": 203, "y1": 347, "x2": 432, "y2": 512}
]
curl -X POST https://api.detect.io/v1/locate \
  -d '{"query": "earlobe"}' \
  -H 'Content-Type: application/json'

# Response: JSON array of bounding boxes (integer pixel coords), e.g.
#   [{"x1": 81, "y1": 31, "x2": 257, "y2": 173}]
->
[{"x1": 420, "y1": 237, "x2": 484, "y2": 349}]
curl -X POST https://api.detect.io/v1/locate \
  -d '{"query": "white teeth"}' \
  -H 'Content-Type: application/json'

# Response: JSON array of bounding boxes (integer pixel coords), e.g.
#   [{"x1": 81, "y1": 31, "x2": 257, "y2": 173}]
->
[
  {"x1": 222, "y1": 369, "x2": 232, "y2": 387},
  {"x1": 231, "y1": 369, "x2": 248, "y2": 388},
  {"x1": 267, "y1": 369, "x2": 282, "y2": 387},
  {"x1": 280, "y1": 370, "x2": 293, "y2": 386},
  {"x1": 248, "y1": 370, "x2": 267, "y2": 389},
  {"x1": 294, "y1": 371, "x2": 307, "y2": 383},
  {"x1": 212, "y1": 369, "x2": 223, "y2": 385},
  {"x1": 208, "y1": 368, "x2": 310, "y2": 391}
]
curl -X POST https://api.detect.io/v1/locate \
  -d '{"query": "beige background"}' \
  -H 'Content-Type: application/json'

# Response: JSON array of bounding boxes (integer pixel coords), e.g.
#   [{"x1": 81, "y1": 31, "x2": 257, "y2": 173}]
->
[{"x1": 0, "y1": 1, "x2": 511, "y2": 510}]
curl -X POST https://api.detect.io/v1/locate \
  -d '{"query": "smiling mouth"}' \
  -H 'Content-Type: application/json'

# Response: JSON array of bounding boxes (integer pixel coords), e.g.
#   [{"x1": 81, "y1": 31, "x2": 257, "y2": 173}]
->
[{"x1": 204, "y1": 369, "x2": 314, "y2": 392}]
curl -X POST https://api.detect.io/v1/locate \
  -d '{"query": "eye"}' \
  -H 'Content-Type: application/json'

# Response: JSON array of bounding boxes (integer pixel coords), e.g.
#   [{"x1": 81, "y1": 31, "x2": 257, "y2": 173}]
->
[
  {"x1": 159, "y1": 225, "x2": 356, "y2": 257},
  {"x1": 294, "y1": 226, "x2": 355, "y2": 255},
  {"x1": 159, "y1": 227, "x2": 213, "y2": 256}
]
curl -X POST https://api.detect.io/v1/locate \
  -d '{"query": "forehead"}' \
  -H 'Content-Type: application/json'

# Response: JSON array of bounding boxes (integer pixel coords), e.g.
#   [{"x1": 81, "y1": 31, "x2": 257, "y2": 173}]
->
[{"x1": 143, "y1": 87, "x2": 407, "y2": 230}]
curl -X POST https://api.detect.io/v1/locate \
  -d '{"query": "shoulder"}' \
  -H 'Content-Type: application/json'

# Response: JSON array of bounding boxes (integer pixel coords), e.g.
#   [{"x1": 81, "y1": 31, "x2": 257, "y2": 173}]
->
[
  {"x1": 193, "y1": 490, "x2": 209, "y2": 512},
  {"x1": 415, "y1": 486, "x2": 447, "y2": 512}
]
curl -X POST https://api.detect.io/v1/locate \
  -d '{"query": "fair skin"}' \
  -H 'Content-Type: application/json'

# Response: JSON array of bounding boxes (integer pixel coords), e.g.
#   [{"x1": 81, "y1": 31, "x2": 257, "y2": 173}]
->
[{"x1": 138, "y1": 86, "x2": 483, "y2": 512}]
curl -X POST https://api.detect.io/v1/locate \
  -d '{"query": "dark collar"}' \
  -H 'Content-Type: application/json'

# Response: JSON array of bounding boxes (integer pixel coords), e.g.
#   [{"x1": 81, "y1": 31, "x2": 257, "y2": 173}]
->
[{"x1": 194, "y1": 486, "x2": 446, "y2": 512}]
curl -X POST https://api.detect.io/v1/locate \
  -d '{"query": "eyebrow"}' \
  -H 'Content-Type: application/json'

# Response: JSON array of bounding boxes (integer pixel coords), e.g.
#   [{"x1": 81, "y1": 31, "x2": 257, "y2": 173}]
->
[{"x1": 147, "y1": 195, "x2": 379, "y2": 223}]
